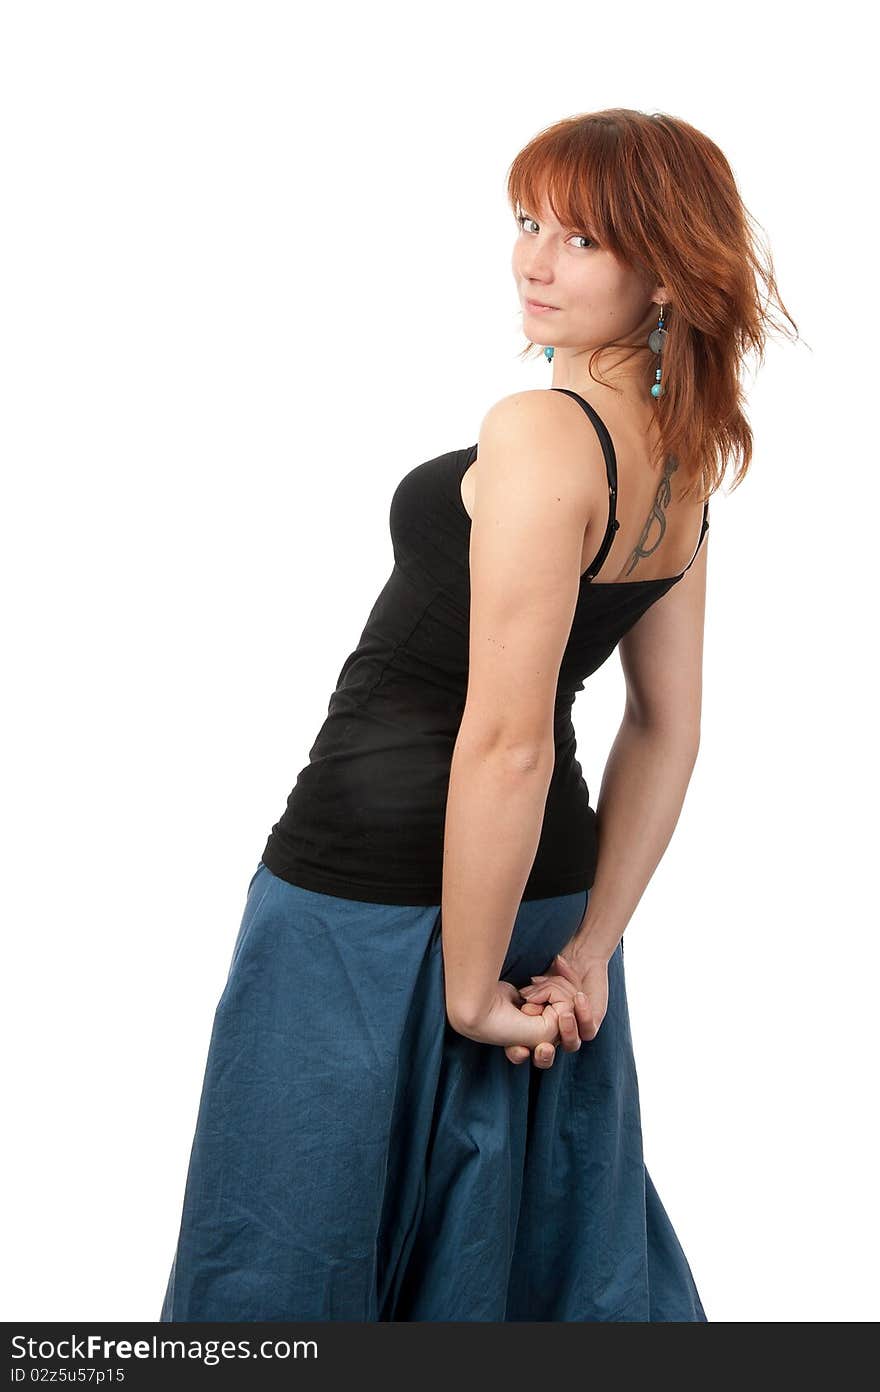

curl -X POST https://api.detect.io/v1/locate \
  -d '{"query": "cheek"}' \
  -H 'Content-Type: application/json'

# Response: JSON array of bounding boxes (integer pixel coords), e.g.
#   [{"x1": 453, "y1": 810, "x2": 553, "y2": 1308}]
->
[
  {"x1": 589, "y1": 272, "x2": 637, "y2": 320},
  {"x1": 611, "y1": 270, "x2": 650, "y2": 318}
]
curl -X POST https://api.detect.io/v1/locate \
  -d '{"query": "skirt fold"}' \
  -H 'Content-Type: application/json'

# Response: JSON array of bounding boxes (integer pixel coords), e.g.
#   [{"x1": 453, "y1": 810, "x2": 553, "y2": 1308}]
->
[{"x1": 160, "y1": 862, "x2": 706, "y2": 1322}]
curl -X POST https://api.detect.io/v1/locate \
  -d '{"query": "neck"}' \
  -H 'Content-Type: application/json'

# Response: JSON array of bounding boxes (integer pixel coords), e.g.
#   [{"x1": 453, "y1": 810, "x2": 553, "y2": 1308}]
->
[{"x1": 549, "y1": 344, "x2": 653, "y2": 403}]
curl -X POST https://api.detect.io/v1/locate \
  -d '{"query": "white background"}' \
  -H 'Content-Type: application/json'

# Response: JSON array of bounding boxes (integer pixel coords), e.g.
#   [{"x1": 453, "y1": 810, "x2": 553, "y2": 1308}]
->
[{"x1": 3, "y1": 0, "x2": 876, "y2": 1324}]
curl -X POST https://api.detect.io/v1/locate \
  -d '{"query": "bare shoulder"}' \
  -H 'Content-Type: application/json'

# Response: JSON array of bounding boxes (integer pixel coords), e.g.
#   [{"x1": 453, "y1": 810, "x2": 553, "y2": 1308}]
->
[
  {"x1": 459, "y1": 391, "x2": 599, "y2": 749},
  {"x1": 476, "y1": 389, "x2": 600, "y2": 511}
]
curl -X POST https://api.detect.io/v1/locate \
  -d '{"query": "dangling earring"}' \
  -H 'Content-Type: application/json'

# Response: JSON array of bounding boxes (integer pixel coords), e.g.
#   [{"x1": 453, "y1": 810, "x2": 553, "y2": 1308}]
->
[
  {"x1": 543, "y1": 345, "x2": 554, "y2": 363},
  {"x1": 648, "y1": 304, "x2": 666, "y2": 398}
]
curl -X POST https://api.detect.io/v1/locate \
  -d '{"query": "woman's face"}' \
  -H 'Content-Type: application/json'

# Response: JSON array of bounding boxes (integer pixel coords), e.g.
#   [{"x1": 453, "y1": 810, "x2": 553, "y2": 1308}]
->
[{"x1": 511, "y1": 195, "x2": 661, "y2": 354}]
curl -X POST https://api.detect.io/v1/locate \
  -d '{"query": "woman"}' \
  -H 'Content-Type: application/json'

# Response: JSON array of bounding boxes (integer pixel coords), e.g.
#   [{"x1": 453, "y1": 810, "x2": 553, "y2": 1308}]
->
[{"x1": 160, "y1": 108, "x2": 796, "y2": 1322}]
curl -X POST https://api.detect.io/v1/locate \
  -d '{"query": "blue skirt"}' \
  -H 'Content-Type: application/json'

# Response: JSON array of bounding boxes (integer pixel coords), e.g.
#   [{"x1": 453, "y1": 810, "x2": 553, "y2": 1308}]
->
[{"x1": 160, "y1": 861, "x2": 706, "y2": 1322}]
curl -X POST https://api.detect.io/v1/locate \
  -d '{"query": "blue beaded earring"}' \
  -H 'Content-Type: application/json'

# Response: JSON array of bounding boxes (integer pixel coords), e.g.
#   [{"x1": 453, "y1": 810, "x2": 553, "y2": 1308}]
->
[
  {"x1": 544, "y1": 303, "x2": 666, "y2": 396},
  {"x1": 648, "y1": 303, "x2": 667, "y2": 398}
]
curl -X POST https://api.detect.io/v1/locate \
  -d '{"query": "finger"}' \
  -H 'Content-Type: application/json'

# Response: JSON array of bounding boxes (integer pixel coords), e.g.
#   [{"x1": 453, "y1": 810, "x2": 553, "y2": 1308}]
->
[
  {"x1": 533, "y1": 1041, "x2": 555, "y2": 1069},
  {"x1": 519, "y1": 983, "x2": 553, "y2": 1002},
  {"x1": 515, "y1": 1001, "x2": 564, "y2": 1052},
  {"x1": 520, "y1": 975, "x2": 570, "y2": 994},
  {"x1": 505, "y1": 1044, "x2": 531, "y2": 1065},
  {"x1": 520, "y1": 981, "x2": 576, "y2": 1005},
  {"x1": 518, "y1": 976, "x2": 547, "y2": 996},
  {"x1": 556, "y1": 1006, "x2": 582, "y2": 1053},
  {"x1": 545, "y1": 999, "x2": 581, "y2": 1048},
  {"x1": 521, "y1": 977, "x2": 576, "y2": 996},
  {"x1": 540, "y1": 1002, "x2": 559, "y2": 1052},
  {"x1": 573, "y1": 990, "x2": 599, "y2": 1041},
  {"x1": 530, "y1": 972, "x2": 577, "y2": 994}
]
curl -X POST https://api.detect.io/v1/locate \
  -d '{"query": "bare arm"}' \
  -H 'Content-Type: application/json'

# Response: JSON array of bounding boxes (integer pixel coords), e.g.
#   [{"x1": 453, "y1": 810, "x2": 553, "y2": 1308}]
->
[
  {"x1": 571, "y1": 534, "x2": 709, "y2": 965},
  {"x1": 441, "y1": 390, "x2": 595, "y2": 1033}
]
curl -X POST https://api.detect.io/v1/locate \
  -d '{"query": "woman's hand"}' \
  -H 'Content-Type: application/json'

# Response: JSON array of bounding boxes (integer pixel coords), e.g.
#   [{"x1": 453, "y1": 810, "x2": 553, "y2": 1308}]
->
[
  {"x1": 503, "y1": 951, "x2": 610, "y2": 1068},
  {"x1": 447, "y1": 979, "x2": 590, "y2": 1063}
]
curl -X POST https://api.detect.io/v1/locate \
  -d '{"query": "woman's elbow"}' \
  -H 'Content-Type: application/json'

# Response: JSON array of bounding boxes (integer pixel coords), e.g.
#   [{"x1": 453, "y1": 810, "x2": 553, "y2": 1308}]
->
[
  {"x1": 623, "y1": 704, "x2": 701, "y2": 761},
  {"x1": 454, "y1": 721, "x2": 556, "y2": 775}
]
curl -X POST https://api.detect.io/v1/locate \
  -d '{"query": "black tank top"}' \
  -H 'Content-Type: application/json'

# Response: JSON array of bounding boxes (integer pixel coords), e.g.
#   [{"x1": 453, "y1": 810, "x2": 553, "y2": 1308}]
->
[{"x1": 261, "y1": 388, "x2": 709, "y2": 904}]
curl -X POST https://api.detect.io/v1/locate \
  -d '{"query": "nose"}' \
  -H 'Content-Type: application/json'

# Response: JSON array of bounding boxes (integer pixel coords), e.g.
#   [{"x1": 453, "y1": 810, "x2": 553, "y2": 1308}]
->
[
  {"x1": 520, "y1": 245, "x2": 556, "y2": 286},
  {"x1": 512, "y1": 240, "x2": 555, "y2": 298}
]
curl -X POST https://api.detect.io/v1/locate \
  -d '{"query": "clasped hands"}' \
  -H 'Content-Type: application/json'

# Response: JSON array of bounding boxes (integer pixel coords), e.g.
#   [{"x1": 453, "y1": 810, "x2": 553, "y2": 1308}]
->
[{"x1": 448, "y1": 948, "x2": 611, "y2": 1070}]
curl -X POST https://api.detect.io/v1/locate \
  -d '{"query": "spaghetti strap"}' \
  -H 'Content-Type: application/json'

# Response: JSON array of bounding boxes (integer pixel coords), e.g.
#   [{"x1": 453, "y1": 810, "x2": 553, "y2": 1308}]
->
[
  {"x1": 677, "y1": 500, "x2": 710, "y2": 579},
  {"x1": 550, "y1": 387, "x2": 620, "y2": 579},
  {"x1": 551, "y1": 387, "x2": 710, "y2": 585}
]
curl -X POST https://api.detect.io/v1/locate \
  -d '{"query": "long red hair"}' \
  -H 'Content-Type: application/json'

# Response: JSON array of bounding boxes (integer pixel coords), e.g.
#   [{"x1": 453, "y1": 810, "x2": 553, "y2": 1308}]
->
[{"x1": 507, "y1": 109, "x2": 799, "y2": 501}]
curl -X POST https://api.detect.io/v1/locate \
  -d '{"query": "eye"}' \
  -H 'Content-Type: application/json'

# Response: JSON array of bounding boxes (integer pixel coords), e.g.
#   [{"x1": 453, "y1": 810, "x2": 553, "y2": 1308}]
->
[
  {"x1": 516, "y1": 213, "x2": 596, "y2": 249},
  {"x1": 517, "y1": 214, "x2": 540, "y2": 235}
]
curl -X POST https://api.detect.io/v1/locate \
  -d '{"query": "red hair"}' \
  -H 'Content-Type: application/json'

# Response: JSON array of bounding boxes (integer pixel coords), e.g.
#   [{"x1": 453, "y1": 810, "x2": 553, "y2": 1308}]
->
[{"x1": 506, "y1": 108, "x2": 800, "y2": 501}]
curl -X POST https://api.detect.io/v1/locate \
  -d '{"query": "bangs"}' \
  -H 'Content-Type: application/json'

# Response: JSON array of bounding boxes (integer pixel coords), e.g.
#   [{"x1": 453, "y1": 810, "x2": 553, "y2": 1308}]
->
[{"x1": 507, "y1": 121, "x2": 623, "y2": 250}]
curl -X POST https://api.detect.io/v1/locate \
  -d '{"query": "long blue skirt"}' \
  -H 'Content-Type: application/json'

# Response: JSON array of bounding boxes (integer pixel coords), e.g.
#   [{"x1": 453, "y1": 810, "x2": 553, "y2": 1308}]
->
[{"x1": 160, "y1": 861, "x2": 707, "y2": 1322}]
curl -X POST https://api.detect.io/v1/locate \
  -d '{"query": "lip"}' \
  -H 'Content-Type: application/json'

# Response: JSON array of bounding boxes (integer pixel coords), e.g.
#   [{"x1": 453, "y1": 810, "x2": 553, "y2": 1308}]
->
[{"x1": 524, "y1": 298, "x2": 560, "y2": 312}]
